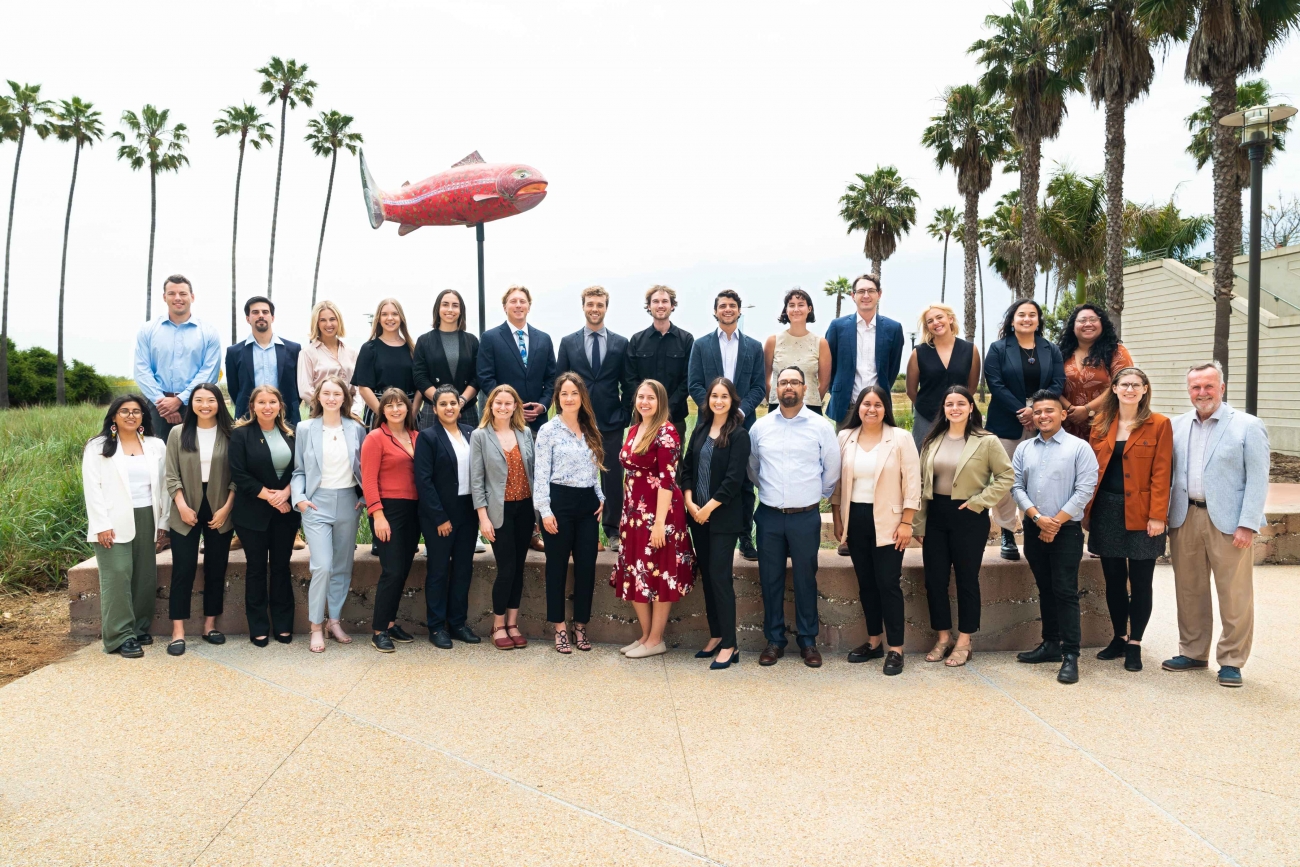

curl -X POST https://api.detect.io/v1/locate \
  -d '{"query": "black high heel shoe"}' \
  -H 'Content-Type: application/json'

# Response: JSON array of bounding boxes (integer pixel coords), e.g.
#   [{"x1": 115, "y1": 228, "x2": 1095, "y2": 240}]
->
[
  {"x1": 251, "y1": 636, "x2": 269, "y2": 648},
  {"x1": 710, "y1": 649, "x2": 739, "y2": 670},
  {"x1": 274, "y1": 633, "x2": 293, "y2": 645},
  {"x1": 695, "y1": 643, "x2": 721, "y2": 659}
]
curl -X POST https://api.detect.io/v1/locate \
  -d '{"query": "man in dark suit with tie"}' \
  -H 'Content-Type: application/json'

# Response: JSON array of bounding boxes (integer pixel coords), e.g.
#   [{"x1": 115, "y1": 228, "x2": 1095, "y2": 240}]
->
[
  {"x1": 557, "y1": 286, "x2": 633, "y2": 550},
  {"x1": 225, "y1": 296, "x2": 302, "y2": 425},
  {"x1": 476, "y1": 285, "x2": 557, "y2": 434}
]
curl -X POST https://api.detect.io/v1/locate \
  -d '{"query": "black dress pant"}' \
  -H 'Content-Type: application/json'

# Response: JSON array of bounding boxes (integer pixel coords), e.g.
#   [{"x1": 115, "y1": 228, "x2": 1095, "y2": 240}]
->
[
  {"x1": 1100, "y1": 557, "x2": 1156, "y2": 641},
  {"x1": 599, "y1": 429, "x2": 624, "y2": 539},
  {"x1": 847, "y1": 502, "x2": 906, "y2": 647},
  {"x1": 689, "y1": 517, "x2": 739, "y2": 649},
  {"x1": 421, "y1": 496, "x2": 476, "y2": 632},
  {"x1": 238, "y1": 509, "x2": 300, "y2": 638},
  {"x1": 543, "y1": 485, "x2": 600, "y2": 624},
  {"x1": 168, "y1": 485, "x2": 232, "y2": 621},
  {"x1": 492, "y1": 498, "x2": 535, "y2": 615},
  {"x1": 922, "y1": 494, "x2": 989, "y2": 634},
  {"x1": 1023, "y1": 521, "x2": 1084, "y2": 655},
  {"x1": 372, "y1": 498, "x2": 420, "y2": 630}
]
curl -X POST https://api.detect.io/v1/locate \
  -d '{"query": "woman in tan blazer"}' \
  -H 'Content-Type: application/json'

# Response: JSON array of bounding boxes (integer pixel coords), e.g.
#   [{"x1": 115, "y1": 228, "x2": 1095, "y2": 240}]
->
[
  {"x1": 913, "y1": 386, "x2": 1014, "y2": 667},
  {"x1": 831, "y1": 384, "x2": 920, "y2": 676}
]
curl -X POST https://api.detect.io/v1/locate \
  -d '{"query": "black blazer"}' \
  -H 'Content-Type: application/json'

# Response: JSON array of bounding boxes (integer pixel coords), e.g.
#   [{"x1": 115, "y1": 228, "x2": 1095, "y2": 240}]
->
[
  {"x1": 556, "y1": 328, "x2": 632, "y2": 431},
  {"x1": 476, "y1": 322, "x2": 557, "y2": 430},
  {"x1": 678, "y1": 424, "x2": 752, "y2": 535},
  {"x1": 229, "y1": 423, "x2": 302, "y2": 532},
  {"x1": 984, "y1": 334, "x2": 1067, "y2": 439},
  {"x1": 413, "y1": 329, "x2": 480, "y2": 398},
  {"x1": 413, "y1": 422, "x2": 476, "y2": 529},
  {"x1": 225, "y1": 337, "x2": 303, "y2": 425}
]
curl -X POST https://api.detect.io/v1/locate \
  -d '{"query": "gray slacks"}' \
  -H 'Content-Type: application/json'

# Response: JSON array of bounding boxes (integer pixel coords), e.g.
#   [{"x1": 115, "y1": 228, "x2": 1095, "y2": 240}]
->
[
  {"x1": 911, "y1": 411, "x2": 935, "y2": 452},
  {"x1": 300, "y1": 487, "x2": 360, "y2": 623}
]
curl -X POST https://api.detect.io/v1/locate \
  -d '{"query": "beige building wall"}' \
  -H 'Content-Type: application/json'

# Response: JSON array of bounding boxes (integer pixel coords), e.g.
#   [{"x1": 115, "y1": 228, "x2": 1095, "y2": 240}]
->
[{"x1": 1121, "y1": 244, "x2": 1300, "y2": 455}]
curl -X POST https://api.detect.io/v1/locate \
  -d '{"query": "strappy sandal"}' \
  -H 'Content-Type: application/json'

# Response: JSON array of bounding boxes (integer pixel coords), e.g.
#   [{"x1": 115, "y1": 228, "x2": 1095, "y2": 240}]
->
[
  {"x1": 572, "y1": 623, "x2": 592, "y2": 652},
  {"x1": 946, "y1": 645, "x2": 974, "y2": 667},
  {"x1": 326, "y1": 619, "x2": 353, "y2": 644},
  {"x1": 925, "y1": 639, "x2": 955, "y2": 662},
  {"x1": 492, "y1": 626, "x2": 514, "y2": 650},
  {"x1": 310, "y1": 628, "x2": 326, "y2": 654},
  {"x1": 553, "y1": 626, "x2": 572, "y2": 654}
]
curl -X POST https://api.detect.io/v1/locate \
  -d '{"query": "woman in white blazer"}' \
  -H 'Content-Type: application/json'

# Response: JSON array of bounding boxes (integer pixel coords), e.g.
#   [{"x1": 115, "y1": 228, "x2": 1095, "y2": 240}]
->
[
  {"x1": 291, "y1": 375, "x2": 367, "y2": 653},
  {"x1": 82, "y1": 395, "x2": 170, "y2": 658}
]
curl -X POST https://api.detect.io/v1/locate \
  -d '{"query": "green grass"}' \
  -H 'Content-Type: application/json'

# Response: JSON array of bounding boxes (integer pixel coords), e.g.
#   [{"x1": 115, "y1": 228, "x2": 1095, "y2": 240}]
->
[{"x1": 0, "y1": 404, "x2": 103, "y2": 591}]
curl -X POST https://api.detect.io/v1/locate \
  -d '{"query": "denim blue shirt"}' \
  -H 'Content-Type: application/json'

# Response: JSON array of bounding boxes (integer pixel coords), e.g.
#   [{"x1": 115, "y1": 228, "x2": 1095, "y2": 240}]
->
[
  {"x1": 132, "y1": 315, "x2": 223, "y2": 404},
  {"x1": 533, "y1": 416, "x2": 604, "y2": 518},
  {"x1": 1011, "y1": 427, "x2": 1099, "y2": 521},
  {"x1": 246, "y1": 333, "x2": 283, "y2": 388}
]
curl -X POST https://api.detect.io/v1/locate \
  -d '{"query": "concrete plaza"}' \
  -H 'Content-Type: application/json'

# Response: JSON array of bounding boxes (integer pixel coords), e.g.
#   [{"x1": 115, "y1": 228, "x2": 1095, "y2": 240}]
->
[{"x1": 1, "y1": 564, "x2": 1297, "y2": 866}]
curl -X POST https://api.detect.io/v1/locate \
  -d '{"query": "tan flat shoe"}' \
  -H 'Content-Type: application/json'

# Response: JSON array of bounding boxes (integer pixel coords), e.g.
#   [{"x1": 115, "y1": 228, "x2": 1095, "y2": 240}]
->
[
  {"x1": 620, "y1": 640, "x2": 642, "y2": 655},
  {"x1": 946, "y1": 646, "x2": 974, "y2": 667},
  {"x1": 925, "y1": 640, "x2": 955, "y2": 662},
  {"x1": 625, "y1": 641, "x2": 667, "y2": 659}
]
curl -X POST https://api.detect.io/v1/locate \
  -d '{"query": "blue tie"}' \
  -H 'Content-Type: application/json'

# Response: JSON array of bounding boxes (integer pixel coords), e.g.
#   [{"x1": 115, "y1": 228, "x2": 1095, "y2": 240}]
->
[
  {"x1": 590, "y1": 332, "x2": 602, "y2": 378},
  {"x1": 516, "y1": 329, "x2": 528, "y2": 367}
]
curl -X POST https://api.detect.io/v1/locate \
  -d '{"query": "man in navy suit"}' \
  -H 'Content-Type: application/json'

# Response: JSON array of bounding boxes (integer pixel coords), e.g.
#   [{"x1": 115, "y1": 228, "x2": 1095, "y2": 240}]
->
[
  {"x1": 225, "y1": 296, "x2": 302, "y2": 425},
  {"x1": 825, "y1": 273, "x2": 906, "y2": 426},
  {"x1": 557, "y1": 286, "x2": 633, "y2": 550},
  {"x1": 688, "y1": 289, "x2": 766, "y2": 560},
  {"x1": 476, "y1": 284, "x2": 557, "y2": 434}
]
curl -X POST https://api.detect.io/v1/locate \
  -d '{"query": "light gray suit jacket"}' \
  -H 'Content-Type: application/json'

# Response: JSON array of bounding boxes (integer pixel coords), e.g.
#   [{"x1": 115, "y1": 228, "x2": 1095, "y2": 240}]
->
[
  {"x1": 291, "y1": 417, "x2": 366, "y2": 507},
  {"x1": 470, "y1": 426, "x2": 535, "y2": 529},
  {"x1": 1167, "y1": 403, "x2": 1270, "y2": 535}
]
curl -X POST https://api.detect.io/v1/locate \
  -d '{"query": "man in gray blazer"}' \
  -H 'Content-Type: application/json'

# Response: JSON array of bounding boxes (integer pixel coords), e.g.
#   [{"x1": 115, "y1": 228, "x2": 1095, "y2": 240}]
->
[{"x1": 1162, "y1": 361, "x2": 1270, "y2": 688}]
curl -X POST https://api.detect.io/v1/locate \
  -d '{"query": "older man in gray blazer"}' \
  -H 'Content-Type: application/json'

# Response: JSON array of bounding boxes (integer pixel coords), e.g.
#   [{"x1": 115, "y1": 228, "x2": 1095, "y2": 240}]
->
[{"x1": 1162, "y1": 361, "x2": 1270, "y2": 688}]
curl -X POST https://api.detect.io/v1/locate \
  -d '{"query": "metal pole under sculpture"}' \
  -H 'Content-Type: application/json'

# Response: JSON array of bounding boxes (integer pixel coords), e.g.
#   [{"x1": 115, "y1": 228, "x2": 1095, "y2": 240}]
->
[
  {"x1": 1245, "y1": 141, "x2": 1263, "y2": 416},
  {"x1": 476, "y1": 222, "x2": 486, "y2": 336}
]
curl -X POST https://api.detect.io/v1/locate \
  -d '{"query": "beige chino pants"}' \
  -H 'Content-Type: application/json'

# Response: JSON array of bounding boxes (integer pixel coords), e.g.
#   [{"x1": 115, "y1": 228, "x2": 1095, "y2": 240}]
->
[{"x1": 1168, "y1": 504, "x2": 1254, "y2": 668}]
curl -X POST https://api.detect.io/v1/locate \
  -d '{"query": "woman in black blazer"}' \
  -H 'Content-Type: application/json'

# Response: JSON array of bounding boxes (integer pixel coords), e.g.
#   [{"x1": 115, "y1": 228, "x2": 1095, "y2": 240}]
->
[
  {"x1": 229, "y1": 385, "x2": 302, "y2": 646},
  {"x1": 414, "y1": 290, "x2": 481, "y2": 428},
  {"x1": 680, "y1": 377, "x2": 752, "y2": 669}
]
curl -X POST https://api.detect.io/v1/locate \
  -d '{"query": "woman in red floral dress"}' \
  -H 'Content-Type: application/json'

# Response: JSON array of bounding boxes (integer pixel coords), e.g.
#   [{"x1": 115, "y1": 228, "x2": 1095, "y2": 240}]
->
[{"x1": 611, "y1": 379, "x2": 695, "y2": 659}]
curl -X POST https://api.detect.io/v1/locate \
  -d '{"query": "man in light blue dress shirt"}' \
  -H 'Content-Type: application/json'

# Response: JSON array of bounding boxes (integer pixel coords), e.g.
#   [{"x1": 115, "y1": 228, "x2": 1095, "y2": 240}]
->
[
  {"x1": 1010, "y1": 389, "x2": 1099, "y2": 685},
  {"x1": 131, "y1": 275, "x2": 223, "y2": 442},
  {"x1": 747, "y1": 366, "x2": 841, "y2": 668}
]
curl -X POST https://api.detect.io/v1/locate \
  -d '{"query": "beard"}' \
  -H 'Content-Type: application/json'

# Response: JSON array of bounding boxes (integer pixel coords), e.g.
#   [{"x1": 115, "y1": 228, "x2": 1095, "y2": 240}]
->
[{"x1": 778, "y1": 392, "x2": 802, "y2": 409}]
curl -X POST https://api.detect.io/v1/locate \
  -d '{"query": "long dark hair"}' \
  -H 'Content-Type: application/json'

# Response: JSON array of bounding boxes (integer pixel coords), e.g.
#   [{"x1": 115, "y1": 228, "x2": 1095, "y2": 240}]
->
[
  {"x1": 551, "y1": 372, "x2": 605, "y2": 468},
  {"x1": 180, "y1": 383, "x2": 233, "y2": 452},
  {"x1": 96, "y1": 394, "x2": 153, "y2": 457},
  {"x1": 998, "y1": 298, "x2": 1044, "y2": 339},
  {"x1": 695, "y1": 377, "x2": 743, "y2": 448},
  {"x1": 1057, "y1": 302, "x2": 1121, "y2": 369},
  {"x1": 919, "y1": 385, "x2": 989, "y2": 455},
  {"x1": 841, "y1": 385, "x2": 896, "y2": 430}
]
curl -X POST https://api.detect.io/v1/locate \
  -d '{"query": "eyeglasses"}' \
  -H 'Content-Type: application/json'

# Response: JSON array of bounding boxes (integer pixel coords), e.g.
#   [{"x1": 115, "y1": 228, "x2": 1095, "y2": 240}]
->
[
  {"x1": 118, "y1": 409, "x2": 143, "y2": 418},
  {"x1": 852, "y1": 288, "x2": 879, "y2": 297},
  {"x1": 776, "y1": 379, "x2": 805, "y2": 388},
  {"x1": 1116, "y1": 382, "x2": 1145, "y2": 391},
  {"x1": 1075, "y1": 316, "x2": 1101, "y2": 325}
]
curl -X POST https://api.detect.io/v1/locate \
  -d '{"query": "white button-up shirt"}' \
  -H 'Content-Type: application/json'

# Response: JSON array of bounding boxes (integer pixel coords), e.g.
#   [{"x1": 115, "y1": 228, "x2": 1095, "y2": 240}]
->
[
  {"x1": 1187, "y1": 403, "x2": 1226, "y2": 501},
  {"x1": 852, "y1": 313, "x2": 878, "y2": 397},
  {"x1": 717, "y1": 326, "x2": 741, "y2": 383},
  {"x1": 747, "y1": 405, "x2": 842, "y2": 509}
]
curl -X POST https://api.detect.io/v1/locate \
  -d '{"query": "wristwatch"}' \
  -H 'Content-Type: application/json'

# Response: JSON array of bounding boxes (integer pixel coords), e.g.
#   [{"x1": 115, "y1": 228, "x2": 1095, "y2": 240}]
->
[
  {"x1": 1087, "y1": 408, "x2": 1096, "y2": 418},
  {"x1": 1030, "y1": 513, "x2": 1041, "y2": 524}
]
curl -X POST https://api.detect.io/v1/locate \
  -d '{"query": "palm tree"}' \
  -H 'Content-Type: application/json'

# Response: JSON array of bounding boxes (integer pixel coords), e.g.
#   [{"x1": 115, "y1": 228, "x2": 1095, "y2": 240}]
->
[
  {"x1": 823, "y1": 275, "x2": 852, "y2": 318},
  {"x1": 926, "y1": 207, "x2": 961, "y2": 304},
  {"x1": 1039, "y1": 166, "x2": 1107, "y2": 304},
  {"x1": 113, "y1": 105, "x2": 189, "y2": 320},
  {"x1": 1058, "y1": 0, "x2": 1155, "y2": 337},
  {"x1": 1140, "y1": 0, "x2": 1300, "y2": 375},
  {"x1": 214, "y1": 104, "x2": 274, "y2": 342},
  {"x1": 257, "y1": 56, "x2": 317, "y2": 298},
  {"x1": 922, "y1": 83, "x2": 1014, "y2": 339},
  {"x1": 0, "y1": 82, "x2": 54, "y2": 409},
  {"x1": 971, "y1": 0, "x2": 1085, "y2": 300},
  {"x1": 838, "y1": 166, "x2": 919, "y2": 279},
  {"x1": 983, "y1": 190, "x2": 1027, "y2": 292},
  {"x1": 304, "y1": 110, "x2": 363, "y2": 307},
  {"x1": 51, "y1": 97, "x2": 104, "y2": 405},
  {"x1": 1126, "y1": 197, "x2": 1213, "y2": 260}
]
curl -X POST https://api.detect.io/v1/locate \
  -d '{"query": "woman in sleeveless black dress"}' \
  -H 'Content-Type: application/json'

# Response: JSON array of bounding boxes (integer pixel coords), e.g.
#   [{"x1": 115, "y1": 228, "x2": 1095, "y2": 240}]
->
[{"x1": 905, "y1": 304, "x2": 981, "y2": 450}]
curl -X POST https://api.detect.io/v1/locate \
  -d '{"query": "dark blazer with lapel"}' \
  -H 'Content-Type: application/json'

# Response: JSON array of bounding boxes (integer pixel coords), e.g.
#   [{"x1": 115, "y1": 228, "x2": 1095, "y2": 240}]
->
[
  {"x1": 413, "y1": 422, "x2": 476, "y2": 529},
  {"x1": 225, "y1": 337, "x2": 303, "y2": 425},
  {"x1": 825, "y1": 312, "x2": 905, "y2": 423},
  {"x1": 412, "y1": 329, "x2": 480, "y2": 398},
  {"x1": 687, "y1": 330, "x2": 766, "y2": 425},
  {"x1": 678, "y1": 425, "x2": 752, "y2": 535},
  {"x1": 556, "y1": 328, "x2": 632, "y2": 432},
  {"x1": 983, "y1": 334, "x2": 1067, "y2": 439},
  {"x1": 476, "y1": 322, "x2": 557, "y2": 422},
  {"x1": 228, "y1": 423, "x2": 302, "y2": 532}
]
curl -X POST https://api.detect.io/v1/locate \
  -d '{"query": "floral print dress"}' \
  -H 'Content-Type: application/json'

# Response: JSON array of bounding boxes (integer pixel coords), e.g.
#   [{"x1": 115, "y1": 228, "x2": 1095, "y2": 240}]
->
[{"x1": 610, "y1": 422, "x2": 695, "y2": 603}]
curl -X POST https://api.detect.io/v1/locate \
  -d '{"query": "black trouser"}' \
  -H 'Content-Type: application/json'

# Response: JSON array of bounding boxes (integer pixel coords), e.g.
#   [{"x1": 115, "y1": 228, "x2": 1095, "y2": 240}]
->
[
  {"x1": 492, "y1": 498, "x2": 534, "y2": 615},
  {"x1": 421, "y1": 496, "x2": 476, "y2": 632},
  {"x1": 599, "y1": 429, "x2": 624, "y2": 539},
  {"x1": 168, "y1": 484, "x2": 232, "y2": 621},
  {"x1": 689, "y1": 517, "x2": 739, "y2": 649},
  {"x1": 847, "y1": 502, "x2": 906, "y2": 648},
  {"x1": 543, "y1": 485, "x2": 600, "y2": 624},
  {"x1": 1023, "y1": 521, "x2": 1084, "y2": 655},
  {"x1": 238, "y1": 509, "x2": 300, "y2": 638},
  {"x1": 148, "y1": 397, "x2": 183, "y2": 445},
  {"x1": 372, "y1": 498, "x2": 420, "y2": 630},
  {"x1": 922, "y1": 494, "x2": 989, "y2": 634},
  {"x1": 1100, "y1": 557, "x2": 1156, "y2": 642}
]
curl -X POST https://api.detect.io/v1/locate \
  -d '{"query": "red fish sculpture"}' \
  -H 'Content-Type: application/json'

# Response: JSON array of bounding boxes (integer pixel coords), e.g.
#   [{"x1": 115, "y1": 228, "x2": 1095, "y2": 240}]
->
[{"x1": 360, "y1": 150, "x2": 548, "y2": 236}]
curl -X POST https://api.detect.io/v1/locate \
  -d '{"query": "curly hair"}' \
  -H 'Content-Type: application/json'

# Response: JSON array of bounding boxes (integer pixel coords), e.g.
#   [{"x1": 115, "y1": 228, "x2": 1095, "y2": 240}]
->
[{"x1": 1057, "y1": 303, "x2": 1121, "y2": 369}]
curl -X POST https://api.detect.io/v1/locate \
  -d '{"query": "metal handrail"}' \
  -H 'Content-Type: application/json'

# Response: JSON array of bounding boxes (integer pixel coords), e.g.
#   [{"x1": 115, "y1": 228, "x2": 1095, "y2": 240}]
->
[{"x1": 1231, "y1": 269, "x2": 1300, "y2": 314}]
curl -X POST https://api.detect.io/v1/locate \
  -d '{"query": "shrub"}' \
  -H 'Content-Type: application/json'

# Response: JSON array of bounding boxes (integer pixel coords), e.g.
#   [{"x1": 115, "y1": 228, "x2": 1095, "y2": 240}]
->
[{"x1": 4, "y1": 339, "x2": 113, "y2": 407}]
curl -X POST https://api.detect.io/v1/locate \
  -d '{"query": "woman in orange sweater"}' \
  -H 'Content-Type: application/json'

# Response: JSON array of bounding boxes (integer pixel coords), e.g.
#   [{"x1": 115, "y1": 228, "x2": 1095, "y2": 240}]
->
[{"x1": 1086, "y1": 367, "x2": 1173, "y2": 673}]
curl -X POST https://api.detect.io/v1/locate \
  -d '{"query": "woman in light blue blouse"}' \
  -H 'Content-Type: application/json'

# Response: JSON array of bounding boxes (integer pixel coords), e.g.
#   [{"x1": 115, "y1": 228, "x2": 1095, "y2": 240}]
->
[{"x1": 535, "y1": 372, "x2": 606, "y2": 653}]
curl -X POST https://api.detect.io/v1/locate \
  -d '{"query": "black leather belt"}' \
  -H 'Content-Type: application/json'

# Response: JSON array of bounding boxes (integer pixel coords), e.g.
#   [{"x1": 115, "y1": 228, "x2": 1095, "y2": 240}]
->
[
  {"x1": 1189, "y1": 499, "x2": 1207, "y2": 509},
  {"x1": 766, "y1": 503, "x2": 818, "y2": 514}
]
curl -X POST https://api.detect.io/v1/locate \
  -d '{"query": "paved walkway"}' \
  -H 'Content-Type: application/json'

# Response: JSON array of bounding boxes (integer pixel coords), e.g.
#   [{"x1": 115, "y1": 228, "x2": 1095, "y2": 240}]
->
[{"x1": 2, "y1": 565, "x2": 1298, "y2": 866}]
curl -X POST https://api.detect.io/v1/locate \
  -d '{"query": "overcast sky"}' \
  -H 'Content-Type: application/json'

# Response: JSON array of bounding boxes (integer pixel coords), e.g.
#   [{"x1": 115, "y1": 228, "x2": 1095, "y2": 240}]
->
[{"x1": 5, "y1": 0, "x2": 1299, "y2": 378}]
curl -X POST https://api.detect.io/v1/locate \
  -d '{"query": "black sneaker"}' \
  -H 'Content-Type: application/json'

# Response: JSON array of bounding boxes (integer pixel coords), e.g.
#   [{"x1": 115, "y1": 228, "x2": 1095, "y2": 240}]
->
[
  {"x1": 387, "y1": 625, "x2": 415, "y2": 643},
  {"x1": 449, "y1": 625, "x2": 481, "y2": 644},
  {"x1": 113, "y1": 638, "x2": 144, "y2": 659},
  {"x1": 135, "y1": 634, "x2": 154, "y2": 646},
  {"x1": 371, "y1": 633, "x2": 396, "y2": 653},
  {"x1": 883, "y1": 651, "x2": 904, "y2": 676},
  {"x1": 738, "y1": 538, "x2": 759, "y2": 562},
  {"x1": 1096, "y1": 636, "x2": 1127, "y2": 660},
  {"x1": 428, "y1": 629, "x2": 453, "y2": 649},
  {"x1": 999, "y1": 529, "x2": 1020, "y2": 561}
]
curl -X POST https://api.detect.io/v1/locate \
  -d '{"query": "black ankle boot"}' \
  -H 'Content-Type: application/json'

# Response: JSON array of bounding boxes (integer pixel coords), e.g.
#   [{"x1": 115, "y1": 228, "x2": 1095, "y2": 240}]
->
[
  {"x1": 1124, "y1": 643, "x2": 1143, "y2": 672},
  {"x1": 1000, "y1": 528, "x2": 1020, "y2": 561},
  {"x1": 1096, "y1": 636, "x2": 1127, "y2": 660}
]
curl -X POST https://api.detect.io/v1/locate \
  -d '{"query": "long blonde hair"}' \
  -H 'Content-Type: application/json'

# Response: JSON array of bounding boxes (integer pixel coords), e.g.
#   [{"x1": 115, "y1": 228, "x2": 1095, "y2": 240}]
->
[
  {"x1": 1093, "y1": 367, "x2": 1153, "y2": 438},
  {"x1": 917, "y1": 303, "x2": 961, "y2": 345},
  {"x1": 631, "y1": 379, "x2": 670, "y2": 454},
  {"x1": 308, "y1": 374, "x2": 361, "y2": 423},
  {"x1": 309, "y1": 299, "x2": 347, "y2": 342},
  {"x1": 369, "y1": 297, "x2": 415, "y2": 354},
  {"x1": 233, "y1": 384, "x2": 295, "y2": 437},
  {"x1": 478, "y1": 385, "x2": 527, "y2": 432}
]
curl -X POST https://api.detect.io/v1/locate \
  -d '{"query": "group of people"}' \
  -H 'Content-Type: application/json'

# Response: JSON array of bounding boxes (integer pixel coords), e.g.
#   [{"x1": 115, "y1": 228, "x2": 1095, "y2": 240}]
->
[{"x1": 83, "y1": 273, "x2": 1270, "y2": 688}]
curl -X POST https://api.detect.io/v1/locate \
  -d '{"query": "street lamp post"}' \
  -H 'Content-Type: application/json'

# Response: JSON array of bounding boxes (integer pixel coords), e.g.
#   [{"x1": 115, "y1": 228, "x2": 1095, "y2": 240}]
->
[{"x1": 1219, "y1": 104, "x2": 1297, "y2": 416}]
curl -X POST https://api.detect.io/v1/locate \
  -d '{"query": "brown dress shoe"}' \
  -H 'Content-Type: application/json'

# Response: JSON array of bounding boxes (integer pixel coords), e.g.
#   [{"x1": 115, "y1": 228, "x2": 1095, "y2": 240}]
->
[
  {"x1": 759, "y1": 643, "x2": 785, "y2": 666},
  {"x1": 529, "y1": 534, "x2": 545, "y2": 552},
  {"x1": 801, "y1": 646, "x2": 823, "y2": 668}
]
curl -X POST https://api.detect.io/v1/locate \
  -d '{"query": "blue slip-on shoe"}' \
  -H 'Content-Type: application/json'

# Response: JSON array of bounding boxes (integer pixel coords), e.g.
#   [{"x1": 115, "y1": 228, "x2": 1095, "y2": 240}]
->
[
  {"x1": 1161, "y1": 655, "x2": 1209, "y2": 672},
  {"x1": 1217, "y1": 666, "x2": 1243, "y2": 688}
]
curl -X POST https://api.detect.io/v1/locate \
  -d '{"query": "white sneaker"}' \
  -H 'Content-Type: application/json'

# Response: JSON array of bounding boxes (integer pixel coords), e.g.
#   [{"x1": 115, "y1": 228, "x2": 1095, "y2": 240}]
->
[{"x1": 606, "y1": 538, "x2": 620, "y2": 552}]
